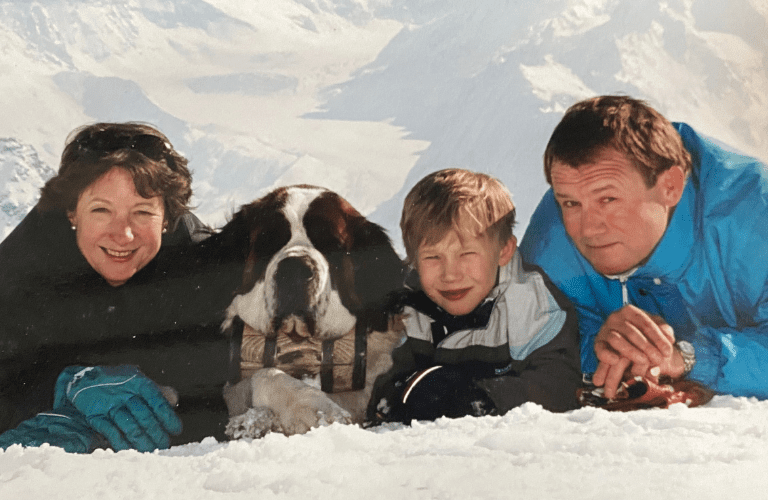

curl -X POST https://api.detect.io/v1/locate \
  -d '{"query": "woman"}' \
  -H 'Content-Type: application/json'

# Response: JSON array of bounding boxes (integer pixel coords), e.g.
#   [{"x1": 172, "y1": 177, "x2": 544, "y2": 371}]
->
[{"x1": 0, "y1": 123, "x2": 239, "y2": 452}]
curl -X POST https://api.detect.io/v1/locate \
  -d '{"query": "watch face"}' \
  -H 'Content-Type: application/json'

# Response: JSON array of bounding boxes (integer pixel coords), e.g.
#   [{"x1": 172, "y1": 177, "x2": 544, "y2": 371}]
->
[
  {"x1": 678, "y1": 341, "x2": 695, "y2": 356},
  {"x1": 677, "y1": 341, "x2": 696, "y2": 376}
]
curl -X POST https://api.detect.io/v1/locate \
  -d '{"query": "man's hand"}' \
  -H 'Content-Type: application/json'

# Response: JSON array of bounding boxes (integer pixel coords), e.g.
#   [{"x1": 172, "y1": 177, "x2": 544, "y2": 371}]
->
[{"x1": 592, "y1": 305, "x2": 686, "y2": 398}]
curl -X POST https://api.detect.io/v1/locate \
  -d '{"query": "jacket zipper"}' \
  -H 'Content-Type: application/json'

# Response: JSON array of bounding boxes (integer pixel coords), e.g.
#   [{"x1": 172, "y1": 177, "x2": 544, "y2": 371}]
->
[{"x1": 606, "y1": 267, "x2": 638, "y2": 307}]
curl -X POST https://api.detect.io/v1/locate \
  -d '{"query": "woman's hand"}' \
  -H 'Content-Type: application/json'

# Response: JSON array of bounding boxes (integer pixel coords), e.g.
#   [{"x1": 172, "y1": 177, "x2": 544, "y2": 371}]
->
[{"x1": 0, "y1": 404, "x2": 105, "y2": 453}]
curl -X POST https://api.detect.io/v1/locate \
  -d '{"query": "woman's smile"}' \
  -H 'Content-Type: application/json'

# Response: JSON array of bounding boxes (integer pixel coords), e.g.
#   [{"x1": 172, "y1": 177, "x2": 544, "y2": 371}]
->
[{"x1": 102, "y1": 247, "x2": 137, "y2": 259}]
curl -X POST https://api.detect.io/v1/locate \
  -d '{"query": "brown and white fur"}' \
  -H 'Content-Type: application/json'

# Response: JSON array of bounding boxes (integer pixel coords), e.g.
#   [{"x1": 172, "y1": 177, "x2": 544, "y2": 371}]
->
[{"x1": 219, "y1": 185, "x2": 405, "y2": 438}]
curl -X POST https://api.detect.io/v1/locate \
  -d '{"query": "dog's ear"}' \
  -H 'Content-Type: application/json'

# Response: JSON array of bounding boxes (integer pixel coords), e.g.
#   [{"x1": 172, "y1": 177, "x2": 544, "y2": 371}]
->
[
  {"x1": 234, "y1": 191, "x2": 292, "y2": 295},
  {"x1": 232, "y1": 203, "x2": 267, "y2": 295},
  {"x1": 348, "y1": 215, "x2": 407, "y2": 333},
  {"x1": 305, "y1": 191, "x2": 406, "y2": 332},
  {"x1": 203, "y1": 205, "x2": 252, "y2": 265}
]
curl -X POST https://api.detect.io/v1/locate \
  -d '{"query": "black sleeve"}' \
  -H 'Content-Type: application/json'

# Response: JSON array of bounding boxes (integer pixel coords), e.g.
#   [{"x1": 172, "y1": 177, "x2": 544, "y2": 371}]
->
[{"x1": 0, "y1": 208, "x2": 77, "y2": 431}]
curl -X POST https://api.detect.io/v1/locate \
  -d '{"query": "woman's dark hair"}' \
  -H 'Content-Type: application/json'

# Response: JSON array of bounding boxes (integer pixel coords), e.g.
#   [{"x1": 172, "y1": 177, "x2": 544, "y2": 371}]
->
[
  {"x1": 38, "y1": 122, "x2": 193, "y2": 225},
  {"x1": 543, "y1": 95, "x2": 692, "y2": 188}
]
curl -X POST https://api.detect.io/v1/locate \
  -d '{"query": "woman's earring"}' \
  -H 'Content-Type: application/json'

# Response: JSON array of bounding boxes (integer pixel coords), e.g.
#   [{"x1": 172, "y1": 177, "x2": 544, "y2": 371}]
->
[
  {"x1": 162, "y1": 227, "x2": 167, "y2": 234},
  {"x1": 71, "y1": 225, "x2": 76, "y2": 231}
]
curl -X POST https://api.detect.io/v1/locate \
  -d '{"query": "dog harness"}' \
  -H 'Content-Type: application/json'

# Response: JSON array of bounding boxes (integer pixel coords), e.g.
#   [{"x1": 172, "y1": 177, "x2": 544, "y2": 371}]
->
[{"x1": 227, "y1": 316, "x2": 367, "y2": 393}]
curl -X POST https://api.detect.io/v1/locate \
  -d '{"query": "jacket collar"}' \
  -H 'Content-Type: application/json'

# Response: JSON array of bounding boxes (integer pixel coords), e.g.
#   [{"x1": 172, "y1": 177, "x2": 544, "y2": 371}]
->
[{"x1": 633, "y1": 178, "x2": 696, "y2": 281}]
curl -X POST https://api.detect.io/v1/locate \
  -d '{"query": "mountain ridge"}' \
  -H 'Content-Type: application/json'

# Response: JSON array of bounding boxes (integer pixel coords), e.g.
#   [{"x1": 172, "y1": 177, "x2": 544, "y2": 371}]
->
[{"x1": 1, "y1": 0, "x2": 765, "y2": 245}]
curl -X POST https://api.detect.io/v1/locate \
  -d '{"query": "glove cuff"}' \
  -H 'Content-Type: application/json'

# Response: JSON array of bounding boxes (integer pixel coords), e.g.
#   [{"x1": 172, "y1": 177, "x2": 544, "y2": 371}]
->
[{"x1": 53, "y1": 365, "x2": 89, "y2": 408}]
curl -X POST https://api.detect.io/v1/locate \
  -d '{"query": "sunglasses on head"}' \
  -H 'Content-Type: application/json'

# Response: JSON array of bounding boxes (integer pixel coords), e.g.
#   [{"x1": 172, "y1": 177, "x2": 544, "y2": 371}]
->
[{"x1": 75, "y1": 131, "x2": 173, "y2": 164}]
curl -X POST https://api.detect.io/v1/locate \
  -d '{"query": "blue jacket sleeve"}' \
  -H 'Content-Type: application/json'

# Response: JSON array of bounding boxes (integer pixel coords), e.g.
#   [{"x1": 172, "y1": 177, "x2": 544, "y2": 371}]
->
[
  {"x1": 687, "y1": 291, "x2": 768, "y2": 396},
  {"x1": 691, "y1": 325, "x2": 768, "y2": 397}
]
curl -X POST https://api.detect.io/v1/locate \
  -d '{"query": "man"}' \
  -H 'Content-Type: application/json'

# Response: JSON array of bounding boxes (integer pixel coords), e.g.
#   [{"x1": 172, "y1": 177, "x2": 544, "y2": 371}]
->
[{"x1": 519, "y1": 95, "x2": 768, "y2": 399}]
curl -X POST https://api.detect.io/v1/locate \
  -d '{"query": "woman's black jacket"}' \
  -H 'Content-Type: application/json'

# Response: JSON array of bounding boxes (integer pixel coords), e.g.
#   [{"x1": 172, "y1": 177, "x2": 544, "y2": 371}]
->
[{"x1": 0, "y1": 207, "x2": 243, "y2": 445}]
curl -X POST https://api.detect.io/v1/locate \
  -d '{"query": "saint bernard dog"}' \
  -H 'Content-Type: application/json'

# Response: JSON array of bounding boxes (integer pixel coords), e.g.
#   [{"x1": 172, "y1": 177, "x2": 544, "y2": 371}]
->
[{"x1": 218, "y1": 185, "x2": 406, "y2": 438}]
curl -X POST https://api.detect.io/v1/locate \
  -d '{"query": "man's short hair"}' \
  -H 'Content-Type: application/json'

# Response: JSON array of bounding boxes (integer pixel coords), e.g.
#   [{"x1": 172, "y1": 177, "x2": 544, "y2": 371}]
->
[
  {"x1": 543, "y1": 95, "x2": 692, "y2": 187},
  {"x1": 400, "y1": 168, "x2": 516, "y2": 266}
]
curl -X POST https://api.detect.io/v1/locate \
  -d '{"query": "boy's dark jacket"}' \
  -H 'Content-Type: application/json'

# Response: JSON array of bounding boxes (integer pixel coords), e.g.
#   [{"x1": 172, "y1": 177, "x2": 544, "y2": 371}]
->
[
  {"x1": 0, "y1": 207, "x2": 244, "y2": 445},
  {"x1": 368, "y1": 251, "x2": 581, "y2": 419}
]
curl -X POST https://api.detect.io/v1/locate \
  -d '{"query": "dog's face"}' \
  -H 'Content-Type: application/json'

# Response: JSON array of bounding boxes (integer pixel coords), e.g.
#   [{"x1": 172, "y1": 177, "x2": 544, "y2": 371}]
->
[{"x1": 224, "y1": 185, "x2": 404, "y2": 342}]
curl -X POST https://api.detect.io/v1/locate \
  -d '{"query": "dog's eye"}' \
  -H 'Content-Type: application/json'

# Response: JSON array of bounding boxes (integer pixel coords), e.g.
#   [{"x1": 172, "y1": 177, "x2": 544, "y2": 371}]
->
[
  {"x1": 304, "y1": 216, "x2": 345, "y2": 254},
  {"x1": 253, "y1": 217, "x2": 292, "y2": 257}
]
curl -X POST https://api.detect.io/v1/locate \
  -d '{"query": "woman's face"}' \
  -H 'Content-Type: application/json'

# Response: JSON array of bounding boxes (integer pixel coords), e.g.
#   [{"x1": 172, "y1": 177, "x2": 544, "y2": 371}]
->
[{"x1": 68, "y1": 167, "x2": 165, "y2": 286}]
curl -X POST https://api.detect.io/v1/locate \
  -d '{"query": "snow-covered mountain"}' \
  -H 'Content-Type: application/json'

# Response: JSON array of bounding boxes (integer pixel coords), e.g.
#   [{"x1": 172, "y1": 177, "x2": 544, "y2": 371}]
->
[
  {"x1": 0, "y1": 138, "x2": 56, "y2": 233},
  {"x1": 1, "y1": 0, "x2": 766, "y2": 246}
]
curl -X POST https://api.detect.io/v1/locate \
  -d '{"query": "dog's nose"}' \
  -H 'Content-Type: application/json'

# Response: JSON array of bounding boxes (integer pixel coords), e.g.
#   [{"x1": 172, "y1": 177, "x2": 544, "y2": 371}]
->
[
  {"x1": 276, "y1": 256, "x2": 313, "y2": 285},
  {"x1": 274, "y1": 256, "x2": 315, "y2": 313}
]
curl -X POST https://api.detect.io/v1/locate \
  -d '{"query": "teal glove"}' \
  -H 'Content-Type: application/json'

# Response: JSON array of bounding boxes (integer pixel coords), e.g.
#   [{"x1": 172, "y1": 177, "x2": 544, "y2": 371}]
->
[
  {"x1": 0, "y1": 404, "x2": 105, "y2": 453},
  {"x1": 54, "y1": 365, "x2": 182, "y2": 452}
]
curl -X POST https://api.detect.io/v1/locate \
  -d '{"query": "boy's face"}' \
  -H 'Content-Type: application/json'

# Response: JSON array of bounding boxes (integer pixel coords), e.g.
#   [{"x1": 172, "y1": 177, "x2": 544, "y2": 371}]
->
[{"x1": 416, "y1": 229, "x2": 516, "y2": 316}]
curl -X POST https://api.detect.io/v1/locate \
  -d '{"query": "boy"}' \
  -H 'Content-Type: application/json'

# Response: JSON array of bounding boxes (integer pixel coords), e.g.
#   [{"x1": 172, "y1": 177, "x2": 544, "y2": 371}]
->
[{"x1": 368, "y1": 169, "x2": 580, "y2": 424}]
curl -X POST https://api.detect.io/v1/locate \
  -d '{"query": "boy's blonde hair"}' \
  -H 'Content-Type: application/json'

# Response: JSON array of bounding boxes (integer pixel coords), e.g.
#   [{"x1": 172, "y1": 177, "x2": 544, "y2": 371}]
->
[{"x1": 400, "y1": 168, "x2": 516, "y2": 266}]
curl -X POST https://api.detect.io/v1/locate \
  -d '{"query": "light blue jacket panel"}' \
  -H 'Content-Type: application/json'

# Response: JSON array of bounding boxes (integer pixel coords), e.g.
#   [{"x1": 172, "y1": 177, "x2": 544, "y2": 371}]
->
[{"x1": 519, "y1": 123, "x2": 768, "y2": 397}]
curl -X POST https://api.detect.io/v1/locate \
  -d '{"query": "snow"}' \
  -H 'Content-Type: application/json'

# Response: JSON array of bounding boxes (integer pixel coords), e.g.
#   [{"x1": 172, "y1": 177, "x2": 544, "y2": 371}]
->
[
  {"x1": 3, "y1": 397, "x2": 768, "y2": 499},
  {"x1": 2, "y1": 1, "x2": 768, "y2": 497}
]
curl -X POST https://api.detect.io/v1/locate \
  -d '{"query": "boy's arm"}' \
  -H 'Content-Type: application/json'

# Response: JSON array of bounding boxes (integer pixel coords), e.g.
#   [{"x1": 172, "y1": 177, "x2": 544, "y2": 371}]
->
[{"x1": 475, "y1": 300, "x2": 582, "y2": 413}]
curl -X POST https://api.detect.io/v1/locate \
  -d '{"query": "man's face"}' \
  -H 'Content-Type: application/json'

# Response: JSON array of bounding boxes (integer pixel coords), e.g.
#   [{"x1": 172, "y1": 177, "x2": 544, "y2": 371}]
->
[
  {"x1": 551, "y1": 148, "x2": 682, "y2": 276},
  {"x1": 416, "y1": 229, "x2": 516, "y2": 316}
]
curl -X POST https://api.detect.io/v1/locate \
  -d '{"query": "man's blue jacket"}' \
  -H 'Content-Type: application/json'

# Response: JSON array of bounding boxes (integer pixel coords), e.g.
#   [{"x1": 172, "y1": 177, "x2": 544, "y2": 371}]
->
[{"x1": 520, "y1": 123, "x2": 768, "y2": 397}]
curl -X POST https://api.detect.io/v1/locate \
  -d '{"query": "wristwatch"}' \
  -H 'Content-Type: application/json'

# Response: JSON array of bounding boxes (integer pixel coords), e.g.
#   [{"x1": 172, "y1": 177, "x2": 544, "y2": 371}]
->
[{"x1": 676, "y1": 340, "x2": 696, "y2": 377}]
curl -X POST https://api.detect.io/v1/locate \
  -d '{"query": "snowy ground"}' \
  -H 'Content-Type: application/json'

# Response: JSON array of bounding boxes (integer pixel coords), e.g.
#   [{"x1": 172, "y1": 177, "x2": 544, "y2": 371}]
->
[{"x1": 3, "y1": 396, "x2": 767, "y2": 499}]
